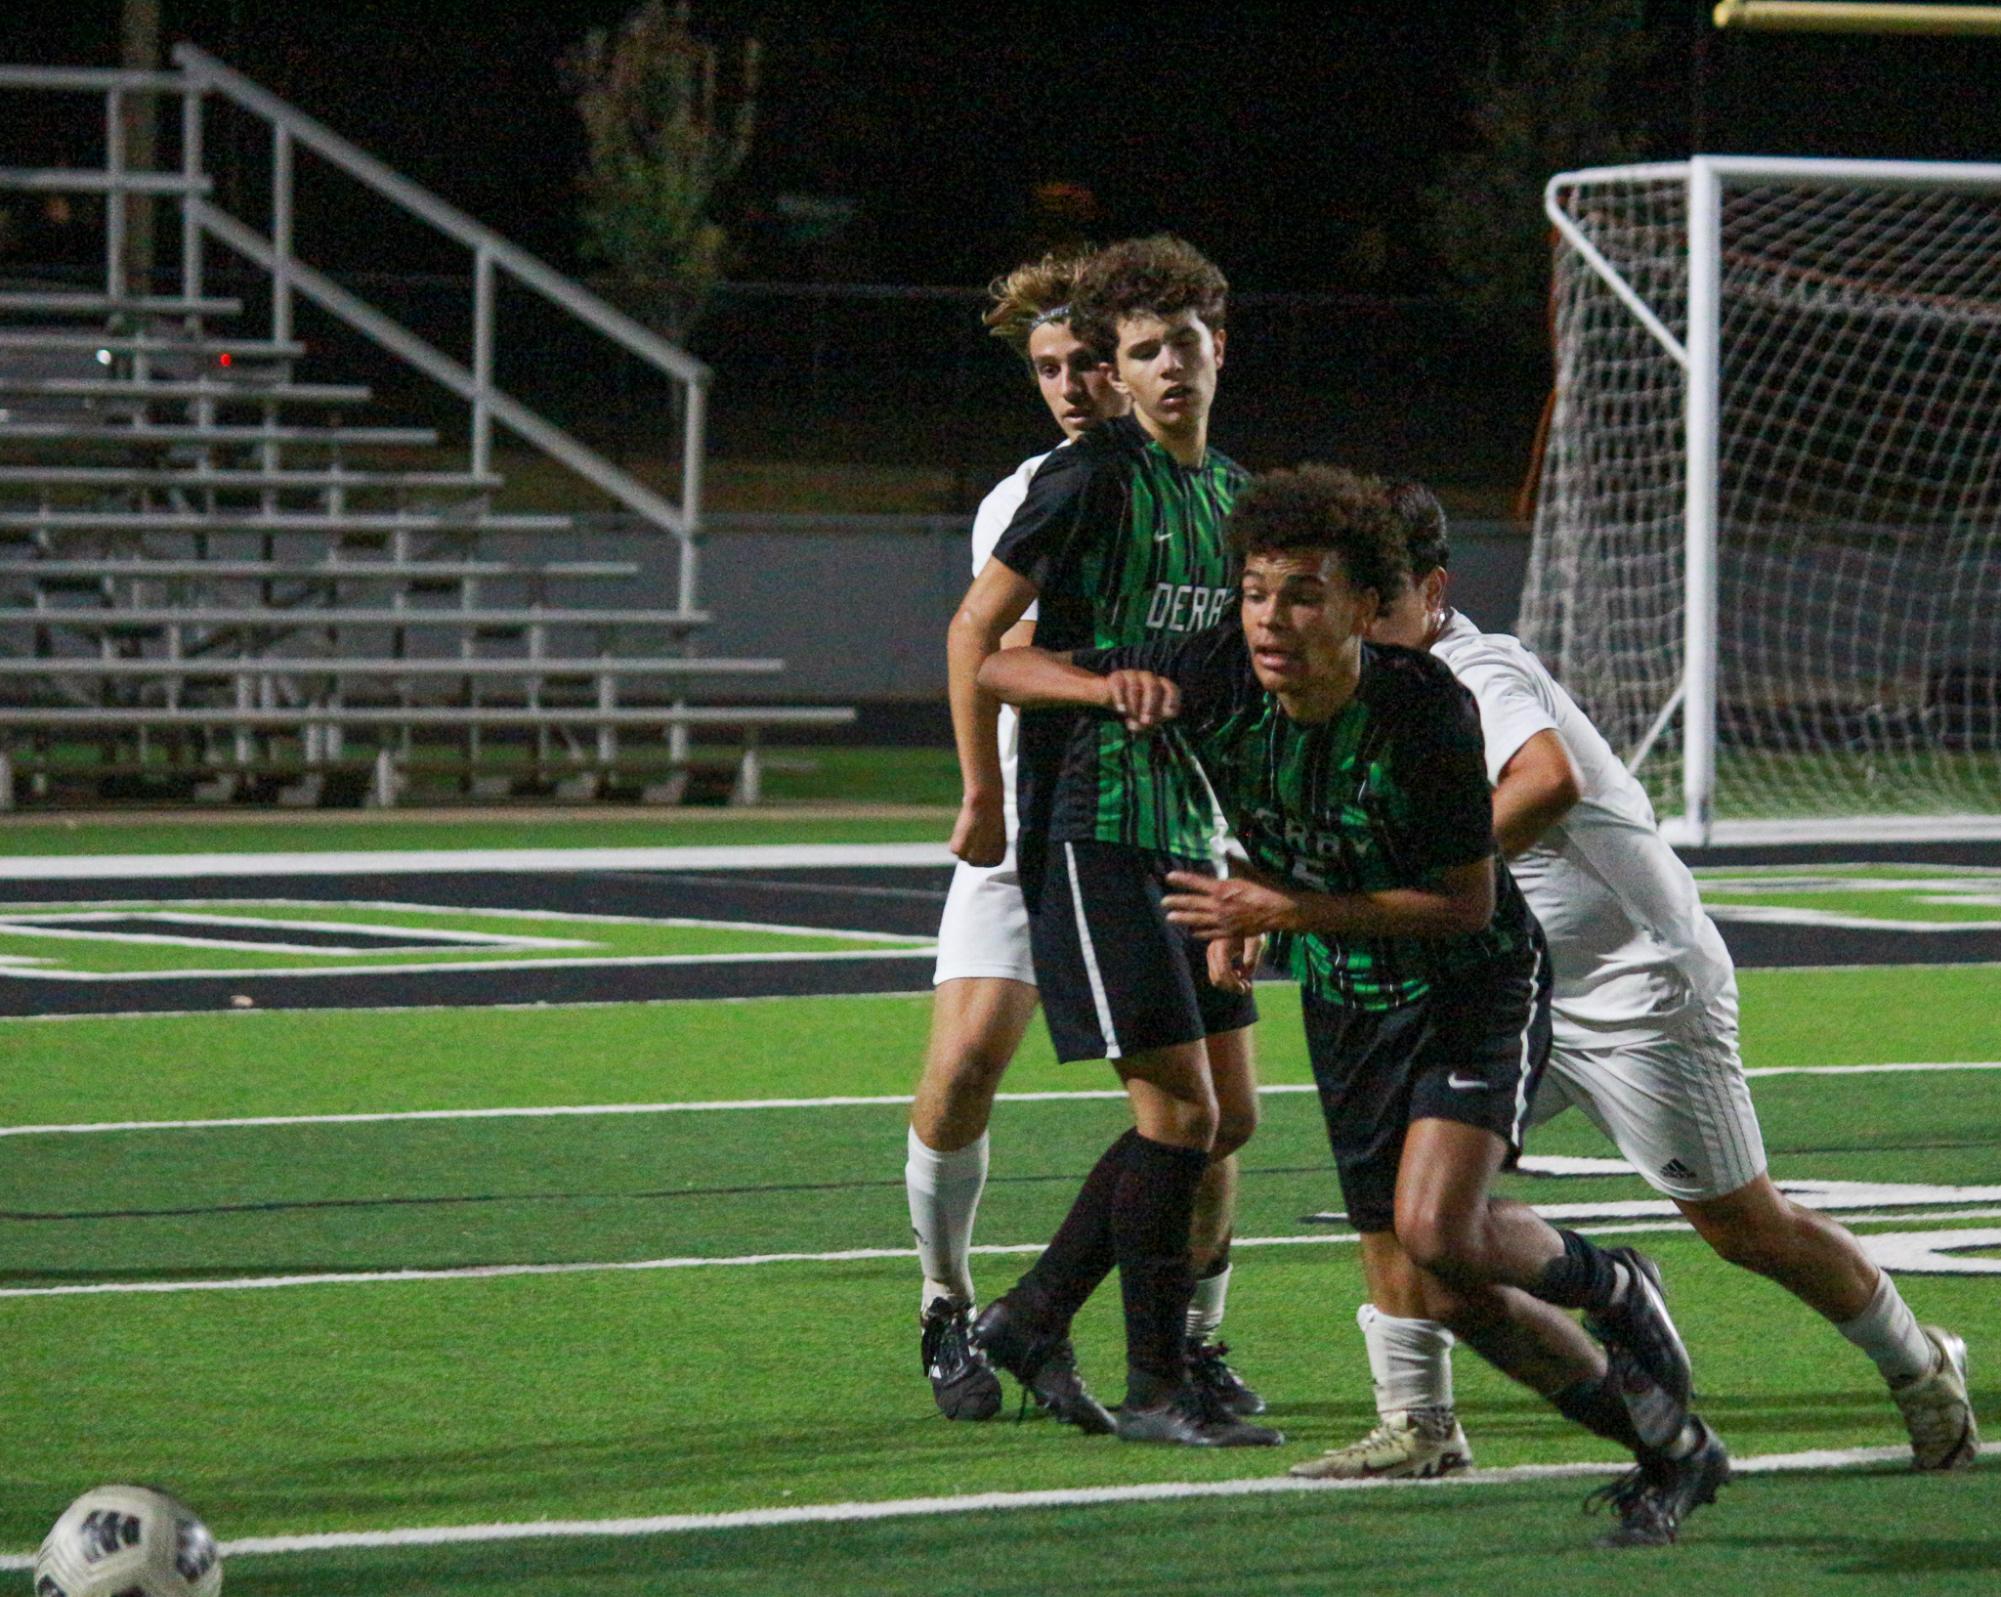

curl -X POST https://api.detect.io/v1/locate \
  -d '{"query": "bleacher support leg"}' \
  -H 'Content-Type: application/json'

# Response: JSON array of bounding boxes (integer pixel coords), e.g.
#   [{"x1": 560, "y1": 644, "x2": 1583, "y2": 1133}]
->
[
  {"x1": 371, "y1": 747, "x2": 398, "y2": 808},
  {"x1": 732, "y1": 730, "x2": 762, "y2": 806}
]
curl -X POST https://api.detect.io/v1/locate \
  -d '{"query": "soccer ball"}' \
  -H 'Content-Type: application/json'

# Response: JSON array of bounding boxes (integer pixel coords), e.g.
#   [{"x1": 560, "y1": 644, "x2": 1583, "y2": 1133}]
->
[{"x1": 32, "y1": 1486, "x2": 222, "y2": 1597}]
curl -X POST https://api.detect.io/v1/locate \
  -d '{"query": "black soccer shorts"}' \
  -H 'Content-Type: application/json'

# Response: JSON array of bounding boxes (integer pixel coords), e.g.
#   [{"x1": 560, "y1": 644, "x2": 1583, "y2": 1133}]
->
[
  {"x1": 1026, "y1": 838, "x2": 1258, "y2": 1064},
  {"x1": 1302, "y1": 940, "x2": 1552, "y2": 1233}
]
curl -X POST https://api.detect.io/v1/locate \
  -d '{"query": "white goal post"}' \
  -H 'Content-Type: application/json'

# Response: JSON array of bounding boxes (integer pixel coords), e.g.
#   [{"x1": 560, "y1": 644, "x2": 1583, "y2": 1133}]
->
[{"x1": 1523, "y1": 155, "x2": 2001, "y2": 845}]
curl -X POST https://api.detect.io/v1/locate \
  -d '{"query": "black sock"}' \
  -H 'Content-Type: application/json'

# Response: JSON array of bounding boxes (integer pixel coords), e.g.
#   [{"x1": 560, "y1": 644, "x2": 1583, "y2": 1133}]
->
[
  {"x1": 1550, "y1": 1372, "x2": 1644, "y2": 1451},
  {"x1": 1532, "y1": 1229, "x2": 1627, "y2": 1313},
  {"x1": 1012, "y1": 1129, "x2": 1137, "y2": 1327},
  {"x1": 1113, "y1": 1134, "x2": 1210, "y2": 1407}
]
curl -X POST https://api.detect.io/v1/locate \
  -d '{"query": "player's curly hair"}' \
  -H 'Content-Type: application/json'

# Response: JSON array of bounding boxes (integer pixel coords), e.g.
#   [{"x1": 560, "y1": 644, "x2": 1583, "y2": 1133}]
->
[
  {"x1": 982, "y1": 247, "x2": 1095, "y2": 358},
  {"x1": 1386, "y1": 477, "x2": 1451, "y2": 576},
  {"x1": 1069, "y1": 234, "x2": 1228, "y2": 360},
  {"x1": 1226, "y1": 465, "x2": 1411, "y2": 607}
]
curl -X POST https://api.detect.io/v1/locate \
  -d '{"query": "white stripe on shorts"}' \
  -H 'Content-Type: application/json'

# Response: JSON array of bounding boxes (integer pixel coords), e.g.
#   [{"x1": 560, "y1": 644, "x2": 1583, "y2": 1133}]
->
[
  {"x1": 1509, "y1": 940, "x2": 1543, "y2": 1148},
  {"x1": 1064, "y1": 841, "x2": 1122, "y2": 1060}
]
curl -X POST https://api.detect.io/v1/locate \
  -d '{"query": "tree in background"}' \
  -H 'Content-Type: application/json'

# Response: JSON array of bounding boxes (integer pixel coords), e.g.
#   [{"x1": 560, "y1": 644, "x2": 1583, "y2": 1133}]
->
[
  {"x1": 1424, "y1": 0, "x2": 1661, "y2": 354},
  {"x1": 565, "y1": 1, "x2": 760, "y2": 345}
]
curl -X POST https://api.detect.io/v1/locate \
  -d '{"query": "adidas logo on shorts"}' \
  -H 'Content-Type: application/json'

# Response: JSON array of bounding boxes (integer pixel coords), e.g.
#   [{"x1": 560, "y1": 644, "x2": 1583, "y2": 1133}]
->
[{"x1": 1660, "y1": 1158, "x2": 1699, "y2": 1183}]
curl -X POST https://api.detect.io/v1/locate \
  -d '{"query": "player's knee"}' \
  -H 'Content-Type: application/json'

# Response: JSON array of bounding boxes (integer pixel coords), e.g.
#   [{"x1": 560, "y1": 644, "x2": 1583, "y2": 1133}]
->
[
  {"x1": 1136, "y1": 1092, "x2": 1217, "y2": 1151},
  {"x1": 1174, "y1": 1097, "x2": 1221, "y2": 1150},
  {"x1": 954, "y1": 1039, "x2": 1018, "y2": 1094},
  {"x1": 1396, "y1": 1206, "x2": 1482, "y2": 1283},
  {"x1": 1211, "y1": 1100, "x2": 1258, "y2": 1159}
]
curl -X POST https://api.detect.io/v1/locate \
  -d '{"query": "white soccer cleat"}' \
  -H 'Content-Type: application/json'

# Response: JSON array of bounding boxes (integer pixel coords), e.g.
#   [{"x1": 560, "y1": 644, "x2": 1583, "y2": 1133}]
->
[
  {"x1": 1287, "y1": 1406, "x2": 1473, "y2": 1481},
  {"x1": 1892, "y1": 1325, "x2": 1978, "y2": 1471}
]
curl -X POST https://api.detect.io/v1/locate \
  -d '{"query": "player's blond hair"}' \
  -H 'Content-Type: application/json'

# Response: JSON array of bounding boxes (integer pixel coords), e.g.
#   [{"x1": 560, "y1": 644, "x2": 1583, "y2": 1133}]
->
[{"x1": 982, "y1": 248, "x2": 1095, "y2": 358}]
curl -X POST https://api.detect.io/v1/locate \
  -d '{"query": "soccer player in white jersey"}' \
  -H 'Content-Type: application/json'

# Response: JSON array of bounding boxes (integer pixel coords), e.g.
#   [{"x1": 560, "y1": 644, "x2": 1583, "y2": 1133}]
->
[
  {"x1": 906, "y1": 251, "x2": 1131, "y2": 1418},
  {"x1": 1292, "y1": 481, "x2": 1977, "y2": 1484}
]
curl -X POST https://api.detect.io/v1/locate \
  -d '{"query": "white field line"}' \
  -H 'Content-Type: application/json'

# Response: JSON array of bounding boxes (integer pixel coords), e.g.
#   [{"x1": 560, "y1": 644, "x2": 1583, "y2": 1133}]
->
[
  {"x1": 0, "y1": 842, "x2": 957, "y2": 882},
  {"x1": 11, "y1": 945, "x2": 939, "y2": 984},
  {"x1": 0, "y1": 1443, "x2": 1919, "y2": 1570},
  {"x1": 2, "y1": 1060, "x2": 1994, "y2": 1139},
  {"x1": 8, "y1": 1208, "x2": 2001, "y2": 1303},
  {"x1": 0, "y1": 894, "x2": 932, "y2": 942},
  {"x1": 0, "y1": 988, "x2": 947, "y2": 1024},
  {"x1": 0, "y1": 916, "x2": 595, "y2": 957},
  {"x1": 1706, "y1": 905, "x2": 2001, "y2": 932}
]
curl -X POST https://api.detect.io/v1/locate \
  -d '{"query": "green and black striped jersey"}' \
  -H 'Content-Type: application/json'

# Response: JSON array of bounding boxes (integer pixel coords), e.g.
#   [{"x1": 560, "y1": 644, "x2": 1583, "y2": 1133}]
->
[
  {"x1": 992, "y1": 414, "x2": 1244, "y2": 874},
  {"x1": 1083, "y1": 614, "x2": 1540, "y2": 1011}
]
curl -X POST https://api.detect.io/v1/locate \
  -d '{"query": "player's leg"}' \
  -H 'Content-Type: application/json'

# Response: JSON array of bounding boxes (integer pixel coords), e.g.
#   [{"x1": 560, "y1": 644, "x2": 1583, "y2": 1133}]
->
[
  {"x1": 1186, "y1": 1021, "x2": 1264, "y2": 1415},
  {"x1": 909, "y1": 976, "x2": 1040, "y2": 1304},
  {"x1": 1289, "y1": 1231, "x2": 1471, "y2": 1480},
  {"x1": 1678, "y1": 1176, "x2": 1975, "y2": 1469},
  {"x1": 1319, "y1": 1066, "x2": 1590, "y2": 1477},
  {"x1": 916, "y1": 980, "x2": 1040, "y2": 1304},
  {"x1": 970, "y1": 842, "x2": 1208, "y2": 1435},
  {"x1": 1565, "y1": 985, "x2": 1976, "y2": 1470},
  {"x1": 907, "y1": 850, "x2": 1039, "y2": 1419},
  {"x1": 1392, "y1": 1116, "x2": 1729, "y2": 1544},
  {"x1": 907, "y1": 975, "x2": 1037, "y2": 1419},
  {"x1": 1104, "y1": 1042, "x2": 1279, "y2": 1447}
]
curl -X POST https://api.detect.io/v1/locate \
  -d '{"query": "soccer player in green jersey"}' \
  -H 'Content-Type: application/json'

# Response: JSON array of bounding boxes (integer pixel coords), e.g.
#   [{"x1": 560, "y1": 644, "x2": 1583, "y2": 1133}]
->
[
  {"x1": 982, "y1": 467, "x2": 1731, "y2": 1545},
  {"x1": 946, "y1": 236, "x2": 1273, "y2": 1446}
]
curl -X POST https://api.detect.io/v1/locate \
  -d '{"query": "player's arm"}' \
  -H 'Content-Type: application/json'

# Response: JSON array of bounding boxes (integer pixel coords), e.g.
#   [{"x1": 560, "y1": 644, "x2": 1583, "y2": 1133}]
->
[
  {"x1": 1491, "y1": 728, "x2": 1582, "y2": 856},
  {"x1": 977, "y1": 645, "x2": 1182, "y2": 733},
  {"x1": 946, "y1": 559, "x2": 1041, "y2": 866},
  {"x1": 1163, "y1": 858, "x2": 1495, "y2": 942},
  {"x1": 1168, "y1": 667, "x2": 1499, "y2": 942}
]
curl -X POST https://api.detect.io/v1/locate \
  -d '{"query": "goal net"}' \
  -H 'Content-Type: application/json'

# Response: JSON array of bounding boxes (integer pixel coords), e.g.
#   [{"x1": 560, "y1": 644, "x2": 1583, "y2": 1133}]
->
[{"x1": 1521, "y1": 157, "x2": 2001, "y2": 842}]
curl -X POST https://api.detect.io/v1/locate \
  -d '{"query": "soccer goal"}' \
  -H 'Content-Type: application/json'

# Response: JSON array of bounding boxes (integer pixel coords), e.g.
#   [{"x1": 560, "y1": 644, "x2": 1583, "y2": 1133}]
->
[{"x1": 1521, "y1": 156, "x2": 2001, "y2": 844}]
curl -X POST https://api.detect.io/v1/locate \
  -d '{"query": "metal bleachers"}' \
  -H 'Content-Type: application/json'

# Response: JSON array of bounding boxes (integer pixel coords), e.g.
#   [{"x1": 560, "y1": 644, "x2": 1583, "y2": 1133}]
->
[{"x1": 0, "y1": 54, "x2": 852, "y2": 809}]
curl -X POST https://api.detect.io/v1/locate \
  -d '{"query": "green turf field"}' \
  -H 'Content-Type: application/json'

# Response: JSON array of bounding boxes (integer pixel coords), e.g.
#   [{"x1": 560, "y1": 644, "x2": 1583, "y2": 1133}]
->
[{"x1": 2, "y1": 952, "x2": 1996, "y2": 1593}]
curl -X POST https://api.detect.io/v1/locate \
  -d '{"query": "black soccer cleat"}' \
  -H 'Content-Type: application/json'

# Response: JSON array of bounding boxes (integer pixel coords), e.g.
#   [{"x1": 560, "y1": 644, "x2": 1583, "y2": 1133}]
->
[
  {"x1": 921, "y1": 1297, "x2": 1003, "y2": 1421},
  {"x1": 971, "y1": 1295, "x2": 1117, "y2": 1435},
  {"x1": 1186, "y1": 1337, "x2": 1266, "y2": 1417},
  {"x1": 1585, "y1": 1248, "x2": 1693, "y2": 1412},
  {"x1": 1586, "y1": 1417, "x2": 1731, "y2": 1548},
  {"x1": 1115, "y1": 1381, "x2": 1285, "y2": 1448}
]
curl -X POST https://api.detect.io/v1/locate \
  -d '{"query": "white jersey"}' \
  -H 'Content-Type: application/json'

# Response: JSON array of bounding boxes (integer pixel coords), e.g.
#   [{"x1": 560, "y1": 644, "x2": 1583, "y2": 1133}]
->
[
  {"x1": 930, "y1": 452, "x2": 1054, "y2": 987},
  {"x1": 1430, "y1": 610, "x2": 1735, "y2": 1042},
  {"x1": 969, "y1": 450, "x2": 1051, "y2": 814}
]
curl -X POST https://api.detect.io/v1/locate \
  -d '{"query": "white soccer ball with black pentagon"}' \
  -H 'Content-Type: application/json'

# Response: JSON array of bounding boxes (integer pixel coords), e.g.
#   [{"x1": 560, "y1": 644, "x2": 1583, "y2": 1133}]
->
[{"x1": 32, "y1": 1486, "x2": 221, "y2": 1597}]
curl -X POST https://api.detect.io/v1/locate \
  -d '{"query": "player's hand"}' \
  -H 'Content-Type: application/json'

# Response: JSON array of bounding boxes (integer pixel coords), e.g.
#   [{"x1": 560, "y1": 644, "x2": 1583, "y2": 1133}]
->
[
  {"x1": 1102, "y1": 670, "x2": 1180, "y2": 734},
  {"x1": 950, "y1": 791, "x2": 1007, "y2": 868},
  {"x1": 1163, "y1": 870, "x2": 1298, "y2": 940},
  {"x1": 1206, "y1": 933, "x2": 1264, "y2": 994}
]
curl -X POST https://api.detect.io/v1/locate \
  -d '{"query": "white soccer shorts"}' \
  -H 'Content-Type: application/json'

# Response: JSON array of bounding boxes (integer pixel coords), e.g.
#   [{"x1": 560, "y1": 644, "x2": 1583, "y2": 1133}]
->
[
  {"x1": 932, "y1": 839, "x2": 1036, "y2": 987},
  {"x1": 1528, "y1": 982, "x2": 1768, "y2": 1202}
]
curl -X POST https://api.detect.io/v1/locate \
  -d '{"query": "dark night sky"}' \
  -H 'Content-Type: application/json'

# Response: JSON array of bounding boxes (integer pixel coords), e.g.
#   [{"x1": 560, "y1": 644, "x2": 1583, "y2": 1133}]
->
[{"x1": 6, "y1": 2, "x2": 2001, "y2": 291}]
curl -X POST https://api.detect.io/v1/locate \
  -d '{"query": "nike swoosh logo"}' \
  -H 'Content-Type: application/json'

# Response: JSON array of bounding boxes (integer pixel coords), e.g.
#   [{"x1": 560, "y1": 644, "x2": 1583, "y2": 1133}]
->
[{"x1": 1446, "y1": 1072, "x2": 1486, "y2": 1091}]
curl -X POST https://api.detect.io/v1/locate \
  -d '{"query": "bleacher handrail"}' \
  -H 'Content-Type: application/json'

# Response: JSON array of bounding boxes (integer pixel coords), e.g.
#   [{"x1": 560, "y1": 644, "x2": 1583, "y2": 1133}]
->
[{"x1": 170, "y1": 44, "x2": 706, "y2": 589}]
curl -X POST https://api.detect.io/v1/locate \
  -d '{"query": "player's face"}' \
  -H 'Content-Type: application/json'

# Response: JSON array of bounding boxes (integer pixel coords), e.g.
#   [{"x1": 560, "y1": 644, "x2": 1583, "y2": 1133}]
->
[
  {"x1": 1112, "y1": 310, "x2": 1225, "y2": 436},
  {"x1": 1240, "y1": 548, "x2": 1378, "y2": 701},
  {"x1": 1027, "y1": 319, "x2": 1128, "y2": 441},
  {"x1": 1368, "y1": 567, "x2": 1446, "y2": 649}
]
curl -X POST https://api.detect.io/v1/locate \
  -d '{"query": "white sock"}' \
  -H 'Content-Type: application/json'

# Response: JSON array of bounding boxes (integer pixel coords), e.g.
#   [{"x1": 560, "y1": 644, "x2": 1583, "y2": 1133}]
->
[
  {"x1": 1836, "y1": 1269, "x2": 1934, "y2": 1384},
  {"x1": 905, "y1": 1127, "x2": 987, "y2": 1311},
  {"x1": 1186, "y1": 1262, "x2": 1231, "y2": 1341},
  {"x1": 1358, "y1": 1301, "x2": 1456, "y2": 1415}
]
